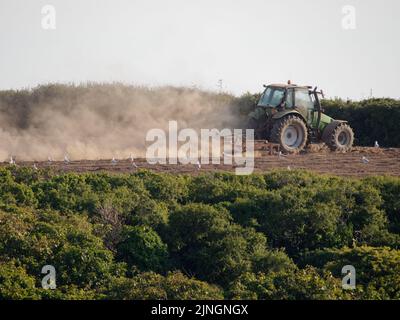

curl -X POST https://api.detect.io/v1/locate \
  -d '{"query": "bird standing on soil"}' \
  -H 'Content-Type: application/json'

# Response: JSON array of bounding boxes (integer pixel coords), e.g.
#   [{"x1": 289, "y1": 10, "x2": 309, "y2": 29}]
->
[
  {"x1": 362, "y1": 156, "x2": 370, "y2": 164},
  {"x1": 111, "y1": 157, "x2": 118, "y2": 165},
  {"x1": 129, "y1": 154, "x2": 138, "y2": 168},
  {"x1": 33, "y1": 163, "x2": 38, "y2": 170},
  {"x1": 64, "y1": 154, "x2": 70, "y2": 164},
  {"x1": 196, "y1": 159, "x2": 201, "y2": 170},
  {"x1": 374, "y1": 141, "x2": 380, "y2": 148},
  {"x1": 9, "y1": 156, "x2": 16, "y2": 165}
]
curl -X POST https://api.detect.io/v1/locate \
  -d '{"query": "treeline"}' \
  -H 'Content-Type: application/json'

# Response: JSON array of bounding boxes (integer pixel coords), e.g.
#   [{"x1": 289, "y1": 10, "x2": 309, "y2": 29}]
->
[{"x1": 1, "y1": 167, "x2": 400, "y2": 300}]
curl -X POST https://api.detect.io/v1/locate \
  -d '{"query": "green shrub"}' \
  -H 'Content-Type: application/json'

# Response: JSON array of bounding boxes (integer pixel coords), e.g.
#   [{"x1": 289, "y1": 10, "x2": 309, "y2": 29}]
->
[
  {"x1": 229, "y1": 267, "x2": 354, "y2": 300},
  {"x1": 117, "y1": 225, "x2": 169, "y2": 273},
  {"x1": 0, "y1": 261, "x2": 39, "y2": 300},
  {"x1": 107, "y1": 271, "x2": 224, "y2": 300},
  {"x1": 301, "y1": 246, "x2": 400, "y2": 299}
]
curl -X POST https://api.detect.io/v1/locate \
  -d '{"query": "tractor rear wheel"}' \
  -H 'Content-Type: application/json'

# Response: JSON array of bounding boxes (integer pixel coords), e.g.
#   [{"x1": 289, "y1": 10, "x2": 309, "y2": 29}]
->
[
  {"x1": 323, "y1": 122, "x2": 354, "y2": 152},
  {"x1": 270, "y1": 115, "x2": 308, "y2": 153}
]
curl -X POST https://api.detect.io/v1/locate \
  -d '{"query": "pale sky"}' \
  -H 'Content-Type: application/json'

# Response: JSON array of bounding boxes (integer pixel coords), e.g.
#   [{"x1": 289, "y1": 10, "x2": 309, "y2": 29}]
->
[{"x1": 0, "y1": 0, "x2": 399, "y2": 99}]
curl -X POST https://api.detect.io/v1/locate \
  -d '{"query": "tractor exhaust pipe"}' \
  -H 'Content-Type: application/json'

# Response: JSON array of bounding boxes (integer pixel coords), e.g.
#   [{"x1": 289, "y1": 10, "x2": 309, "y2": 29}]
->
[{"x1": 313, "y1": 86, "x2": 323, "y2": 135}]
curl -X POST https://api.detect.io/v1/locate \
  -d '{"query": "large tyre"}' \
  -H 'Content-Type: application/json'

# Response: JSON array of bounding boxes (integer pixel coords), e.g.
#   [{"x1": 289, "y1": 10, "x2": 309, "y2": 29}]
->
[
  {"x1": 323, "y1": 122, "x2": 354, "y2": 152},
  {"x1": 270, "y1": 115, "x2": 308, "y2": 153}
]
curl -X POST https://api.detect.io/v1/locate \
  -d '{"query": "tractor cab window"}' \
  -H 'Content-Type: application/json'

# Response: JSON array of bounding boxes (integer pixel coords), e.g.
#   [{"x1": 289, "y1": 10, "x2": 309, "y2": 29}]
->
[
  {"x1": 295, "y1": 89, "x2": 314, "y2": 110},
  {"x1": 258, "y1": 87, "x2": 285, "y2": 107},
  {"x1": 310, "y1": 93, "x2": 316, "y2": 106},
  {"x1": 285, "y1": 89, "x2": 294, "y2": 108}
]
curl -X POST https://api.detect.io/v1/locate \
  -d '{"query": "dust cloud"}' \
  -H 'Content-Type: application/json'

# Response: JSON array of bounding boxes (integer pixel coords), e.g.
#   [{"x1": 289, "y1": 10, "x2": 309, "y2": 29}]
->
[{"x1": 0, "y1": 84, "x2": 245, "y2": 161}]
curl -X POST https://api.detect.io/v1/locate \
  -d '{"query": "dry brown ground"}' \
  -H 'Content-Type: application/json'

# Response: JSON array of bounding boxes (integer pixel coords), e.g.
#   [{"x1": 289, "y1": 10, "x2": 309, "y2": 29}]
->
[{"x1": 3, "y1": 144, "x2": 400, "y2": 177}]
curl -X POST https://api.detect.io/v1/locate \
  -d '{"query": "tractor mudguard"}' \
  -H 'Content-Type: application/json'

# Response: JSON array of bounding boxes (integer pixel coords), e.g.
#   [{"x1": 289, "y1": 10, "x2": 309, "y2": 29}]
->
[{"x1": 272, "y1": 109, "x2": 307, "y2": 123}]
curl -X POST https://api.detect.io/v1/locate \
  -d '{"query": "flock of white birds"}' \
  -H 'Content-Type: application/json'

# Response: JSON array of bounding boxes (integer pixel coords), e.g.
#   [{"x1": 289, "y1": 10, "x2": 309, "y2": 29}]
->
[
  {"x1": 5, "y1": 141, "x2": 382, "y2": 170},
  {"x1": 7, "y1": 153, "x2": 139, "y2": 170}
]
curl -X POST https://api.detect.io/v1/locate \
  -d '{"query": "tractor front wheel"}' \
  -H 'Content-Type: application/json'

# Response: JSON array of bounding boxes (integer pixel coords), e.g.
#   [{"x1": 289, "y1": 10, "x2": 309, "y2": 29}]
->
[
  {"x1": 270, "y1": 116, "x2": 308, "y2": 153},
  {"x1": 323, "y1": 122, "x2": 354, "y2": 152}
]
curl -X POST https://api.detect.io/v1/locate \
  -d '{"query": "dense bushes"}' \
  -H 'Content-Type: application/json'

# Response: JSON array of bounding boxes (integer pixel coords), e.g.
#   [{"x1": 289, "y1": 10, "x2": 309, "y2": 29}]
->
[
  {"x1": 107, "y1": 272, "x2": 224, "y2": 300},
  {"x1": 301, "y1": 246, "x2": 400, "y2": 299},
  {"x1": 117, "y1": 225, "x2": 169, "y2": 273},
  {"x1": 166, "y1": 203, "x2": 289, "y2": 287},
  {"x1": 228, "y1": 266, "x2": 351, "y2": 300},
  {"x1": 0, "y1": 261, "x2": 39, "y2": 300},
  {"x1": 0, "y1": 167, "x2": 400, "y2": 300}
]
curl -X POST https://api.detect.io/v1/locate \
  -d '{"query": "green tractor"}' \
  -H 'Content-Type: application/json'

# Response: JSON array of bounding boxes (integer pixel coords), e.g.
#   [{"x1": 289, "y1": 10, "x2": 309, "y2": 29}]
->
[{"x1": 248, "y1": 82, "x2": 354, "y2": 153}]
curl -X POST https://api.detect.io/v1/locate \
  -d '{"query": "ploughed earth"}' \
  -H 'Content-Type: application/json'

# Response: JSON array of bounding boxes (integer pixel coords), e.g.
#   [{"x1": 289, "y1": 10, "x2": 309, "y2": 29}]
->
[
  {"x1": 0, "y1": 141, "x2": 400, "y2": 177},
  {"x1": 2, "y1": 143, "x2": 400, "y2": 177}
]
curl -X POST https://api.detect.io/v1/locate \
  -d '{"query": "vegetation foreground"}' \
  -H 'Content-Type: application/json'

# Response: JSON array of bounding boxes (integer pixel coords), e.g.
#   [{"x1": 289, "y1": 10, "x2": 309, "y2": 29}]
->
[{"x1": 0, "y1": 167, "x2": 400, "y2": 300}]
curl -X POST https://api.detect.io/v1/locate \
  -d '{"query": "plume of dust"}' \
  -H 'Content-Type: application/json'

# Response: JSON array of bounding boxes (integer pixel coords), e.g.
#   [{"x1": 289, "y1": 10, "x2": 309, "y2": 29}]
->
[{"x1": 0, "y1": 84, "x2": 245, "y2": 161}]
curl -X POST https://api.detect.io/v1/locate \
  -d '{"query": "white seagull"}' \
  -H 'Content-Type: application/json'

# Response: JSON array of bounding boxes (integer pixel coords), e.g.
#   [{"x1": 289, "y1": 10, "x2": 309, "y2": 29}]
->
[
  {"x1": 33, "y1": 163, "x2": 38, "y2": 170},
  {"x1": 64, "y1": 154, "x2": 70, "y2": 164},
  {"x1": 222, "y1": 151, "x2": 232, "y2": 157},
  {"x1": 129, "y1": 153, "x2": 138, "y2": 167},
  {"x1": 111, "y1": 157, "x2": 118, "y2": 165},
  {"x1": 9, "y1": 156, "x2": 16, "y2": 165},
  {"x1": 374, "y1": 141, "x2": 380, "y2": 148},
  {"x1": 362, "y1": 156, "x2": 370, "y2": 164},
  {"x1": 196, "y1": 159, "x2": 201, "y2": 170}
]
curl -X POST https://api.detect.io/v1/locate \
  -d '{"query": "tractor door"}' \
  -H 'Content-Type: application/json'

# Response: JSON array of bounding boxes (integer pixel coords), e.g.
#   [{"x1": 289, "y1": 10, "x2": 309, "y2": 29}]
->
[
  {"x1": 309, "y1": 92, "x2": 320, "y2": 128},
  {"x1": 294, "y1": 88, "x2": 314, "y2": 125},
  {"x1": 285, "y1": 88, "x2": 294, "y2": 108}
]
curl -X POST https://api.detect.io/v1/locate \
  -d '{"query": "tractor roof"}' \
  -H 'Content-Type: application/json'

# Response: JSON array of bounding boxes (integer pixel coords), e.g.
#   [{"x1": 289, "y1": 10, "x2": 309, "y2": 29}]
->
[{"x1": 267, "y1": 83, "x2": 311, "y2": 89}]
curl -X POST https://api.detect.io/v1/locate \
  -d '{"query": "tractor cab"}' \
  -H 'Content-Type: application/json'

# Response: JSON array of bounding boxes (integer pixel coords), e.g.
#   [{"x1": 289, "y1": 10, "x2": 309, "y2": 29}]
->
[
  {"x1": 258, "y1": 84, "x2": 318, "y2": 118},
  {"x1": 255, "y1": 83, "x2": 332, "y2": 130}
]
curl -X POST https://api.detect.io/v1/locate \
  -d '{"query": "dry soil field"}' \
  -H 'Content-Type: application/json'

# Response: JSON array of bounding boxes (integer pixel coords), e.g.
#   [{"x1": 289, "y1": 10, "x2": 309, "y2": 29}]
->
[{"x1": 4, "y1": 144, "x2": 400, "y2": 177}]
